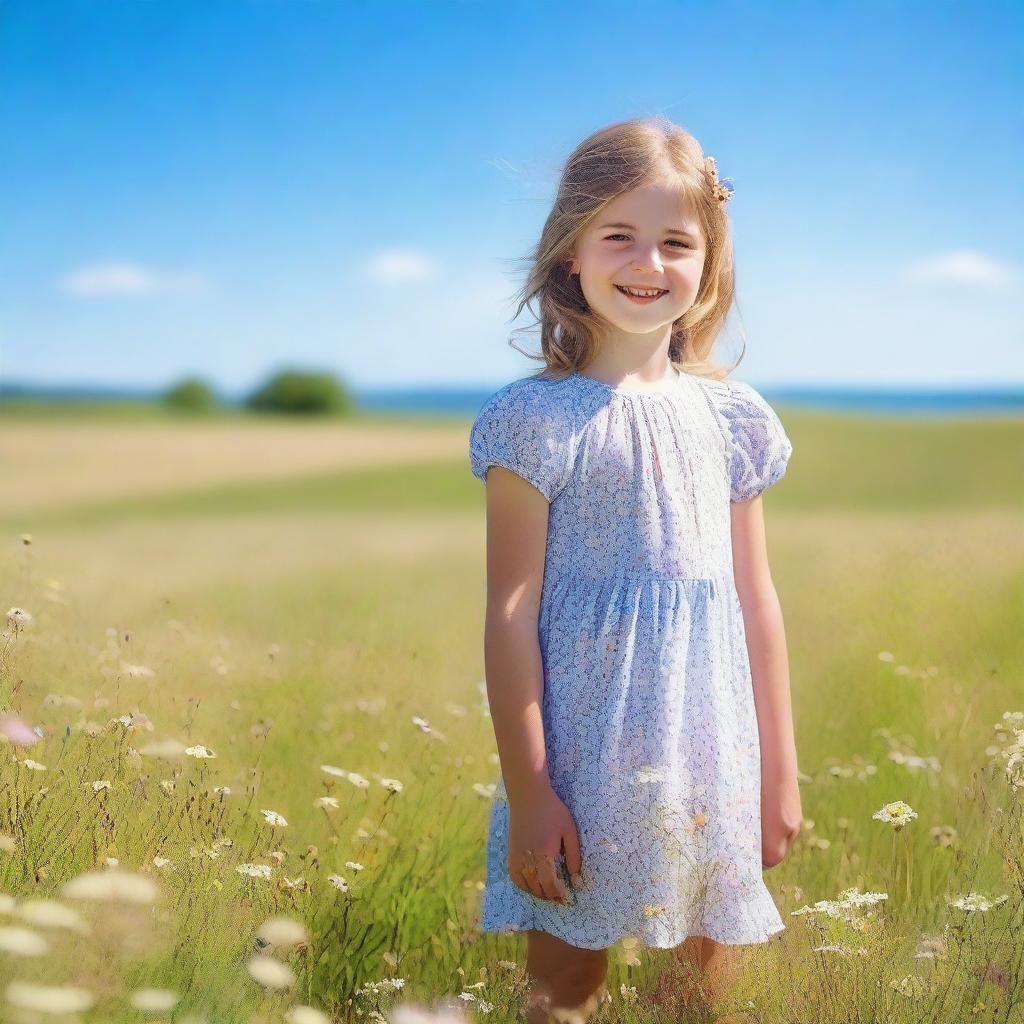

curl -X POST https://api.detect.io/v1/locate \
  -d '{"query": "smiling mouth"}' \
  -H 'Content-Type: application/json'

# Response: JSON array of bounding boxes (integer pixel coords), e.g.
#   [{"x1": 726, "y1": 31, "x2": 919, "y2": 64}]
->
[{"x1": 615, "y1": 285, "x2": 668, "y2": 301}]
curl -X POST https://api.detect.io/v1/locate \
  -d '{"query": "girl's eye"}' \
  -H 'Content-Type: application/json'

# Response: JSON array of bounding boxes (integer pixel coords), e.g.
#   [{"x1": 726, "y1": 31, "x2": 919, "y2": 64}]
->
[{"x1": 604, "y1": 234, "x2": 692, "y2": 249}]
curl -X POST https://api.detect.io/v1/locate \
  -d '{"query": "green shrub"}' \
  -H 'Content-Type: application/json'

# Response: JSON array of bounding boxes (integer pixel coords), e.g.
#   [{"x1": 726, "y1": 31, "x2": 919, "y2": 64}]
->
[
  {"x1": 163, "y1": 376, "x2": 219, "y2": 413},
  {"x1": 245, "y1": 369, "x2": 350, "y2": 415}
]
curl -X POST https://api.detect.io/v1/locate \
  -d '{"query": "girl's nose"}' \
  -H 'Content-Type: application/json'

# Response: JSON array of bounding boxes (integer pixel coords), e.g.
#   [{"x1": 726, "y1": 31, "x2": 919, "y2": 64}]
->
[{"x1": 630, "y1": 245, "x2": 663, "y2": 273}]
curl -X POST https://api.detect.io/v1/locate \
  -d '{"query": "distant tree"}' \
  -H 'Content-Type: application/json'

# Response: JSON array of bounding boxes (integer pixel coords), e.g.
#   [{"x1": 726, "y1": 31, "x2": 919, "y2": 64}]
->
[
  {"x1": 163, "y1": 376, "x2": 219, "y2": 413},
  {"x1": 245, "y1": 368, "x2": 350, "y2": 415}
]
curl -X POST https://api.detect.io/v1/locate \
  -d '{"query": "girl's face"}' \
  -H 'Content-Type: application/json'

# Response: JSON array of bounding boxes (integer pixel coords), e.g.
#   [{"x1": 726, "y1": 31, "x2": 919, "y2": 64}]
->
[{"x1": 568, "y1": 178, "x2": 707, "y2": 343}]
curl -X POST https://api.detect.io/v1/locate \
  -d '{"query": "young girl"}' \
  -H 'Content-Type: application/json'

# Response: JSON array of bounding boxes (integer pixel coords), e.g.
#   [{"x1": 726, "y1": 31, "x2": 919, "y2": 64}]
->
[{"x1": 469, "y1": 117, "x2": 802, "y2": 1023}]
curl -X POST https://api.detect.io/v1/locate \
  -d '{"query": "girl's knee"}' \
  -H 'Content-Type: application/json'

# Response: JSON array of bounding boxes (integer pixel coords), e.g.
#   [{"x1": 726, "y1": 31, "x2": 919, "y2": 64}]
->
[
  {"x1": 554, "y1": 955, "x2": 607, "y2": 996},
  {"x1": 528, "y1": 971, "x2": 607, "y2": 1024},
  {"x1": 526, "y1": 941, "x2": 608, "y2": 1020}
]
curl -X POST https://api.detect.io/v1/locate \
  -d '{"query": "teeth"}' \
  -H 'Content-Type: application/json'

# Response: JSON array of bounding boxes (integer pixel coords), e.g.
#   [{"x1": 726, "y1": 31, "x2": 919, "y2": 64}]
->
[{"x1": 619, "y1": 286, "x2": 664, "y2": 297}]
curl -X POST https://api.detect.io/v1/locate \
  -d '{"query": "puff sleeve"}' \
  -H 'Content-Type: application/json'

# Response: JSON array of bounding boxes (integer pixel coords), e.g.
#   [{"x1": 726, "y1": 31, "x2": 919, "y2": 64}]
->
[
  {"x1": 469, "y1": 381, "x2": 575, "y2": 502},
  {"x1": 713, "y1": 379, "x2": 793, "y2": 502}
]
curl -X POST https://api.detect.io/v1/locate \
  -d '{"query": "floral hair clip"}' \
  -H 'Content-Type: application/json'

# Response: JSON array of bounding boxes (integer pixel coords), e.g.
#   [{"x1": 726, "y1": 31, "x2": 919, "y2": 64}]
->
[{"x1": 703, "y1": 156, "x2": 735, "y2": 204}]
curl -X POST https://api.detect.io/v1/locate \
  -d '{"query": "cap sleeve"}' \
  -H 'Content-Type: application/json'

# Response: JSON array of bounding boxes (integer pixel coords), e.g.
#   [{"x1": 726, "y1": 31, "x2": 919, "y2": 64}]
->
[
  {"x1": 711, "y1": 379, "x2": 793, "y2": 502},
  {"x1": 469, "y1": 380, "x2": 575, "y2": 502}
]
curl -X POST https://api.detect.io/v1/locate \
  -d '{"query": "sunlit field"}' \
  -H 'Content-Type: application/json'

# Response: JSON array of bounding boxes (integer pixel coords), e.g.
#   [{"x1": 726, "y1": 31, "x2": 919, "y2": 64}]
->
[{"x1": 1, "y1": 404, "x2": 1022, "y2": 1024}]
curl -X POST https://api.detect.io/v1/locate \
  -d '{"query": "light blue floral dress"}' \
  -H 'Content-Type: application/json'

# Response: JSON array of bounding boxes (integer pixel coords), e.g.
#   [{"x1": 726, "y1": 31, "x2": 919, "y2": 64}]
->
[{"x1": 468, "y1": 366, "x2": 793, "y2": 950}]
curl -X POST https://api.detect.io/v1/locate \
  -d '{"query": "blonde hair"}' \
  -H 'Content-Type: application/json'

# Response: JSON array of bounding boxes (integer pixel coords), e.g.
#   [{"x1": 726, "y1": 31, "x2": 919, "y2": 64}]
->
[{"x1": 507, "y1": 117, "x2": 744, "y2": 382}]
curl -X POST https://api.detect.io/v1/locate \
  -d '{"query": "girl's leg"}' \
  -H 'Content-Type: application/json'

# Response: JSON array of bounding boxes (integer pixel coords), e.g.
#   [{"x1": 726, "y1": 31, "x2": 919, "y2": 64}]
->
[
  {"x1": 698, "y1": 937, "x2": 744, "y2": 1017},
  {"x1": 652, "y1": 934, "x2": 744, "y2": 1019},
  {"x1": 651, "y1": 934, "x2": 704, "y2": 1013},
  {"x1": 525, "y1": 929, "x2": 609, "y2": 1024}
]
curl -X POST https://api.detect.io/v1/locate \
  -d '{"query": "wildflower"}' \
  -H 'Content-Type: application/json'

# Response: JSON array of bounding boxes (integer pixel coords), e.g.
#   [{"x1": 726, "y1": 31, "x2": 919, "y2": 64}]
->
[
  {"x1": 915, "y1": 928, "x2": 949, "y2": 959},
  {"x1": 347, "y1": 772, "x2": 370, "y2": 788},
  {"x1": 989, "y1": 713, "x2": 1024, "y2": 790},
  {"x1": 878, "y1": 651, "x2": 894, "y2": 662},
  {"x1": 891, "y1": 975, "x2": 926, "y2": 999},
  {"x1": 185, "y1": 745, "x2": 216, "y2": 759},
  {"x1": 20, "y1": 759, "x2": 46, "y2": 771},
  {"x1": 930, "y1": 824, "x2": 958, "y2": 847},
  {"x1": 0, "y1": 714, "x2": 40, "y2": 746},
  {"x1": 390, "y1": 1005, "x2": 467, "y2": 1024},
  {"x1": 6, "y1": 607, "x2": 33, "y2": 630},
  {"x1": 888, "y1": 749, "x2": 941, "y2": 771},
  {"x1": 285, "y1": 1007, "x2": 332, "y2": 1024},
  {"x1": 970, "y1": 961, "x2": 1011, "y2": 991},
  {"x1": 15, "y1": 899, "x2": 87, "y2": 933},
  {"x1": 260, "y1": 809, "x2": 288, "y2": 827},
  {"x1": 159, "y1": 779, "x2": 175, "y2": 794},
  {"x1": 345, "y1": 861, "x2": 364, "y2": 872},
  {"x1": 61, "y1": 868, "x2": 160, "y2": 904},
  {"x1": 246, "y1": 954, "x2": 295, "y2": 990},
  {"x1": 138, "y1": 738, "x2": 187, "y2": 758},
  {"x1": 5, "y1": 981, "x2": 95, "y2": 1014},
  {"x1": 380, "y1": 777, "x2": 403, "y2": 793},
  {"x1": 947, "y1": 891, "x2": 1009, "y2": 912},
  {"x1": 320, "y1": 764, "x2": 347, "y2": 777},
  {"x1": 791, "y1": 887, "x2": 888, "y2": 925},
  {"x1": 412, "y1": 716, "x2": 432, "y2": 733},
  {"x1": 120, "y1": 662, "x2": 155, "y2": 678},
  {"x1": 872, "y1": 800, "x2": 918, "y2": 829},
  {"x1": 256, "y1": 915, "x2": 308, "y2": 948},
  {"x1": 91, "y1": 780, "x2": 111, "y2": 792},
  {"x1": 620, "y1": 984, "x2": 638, "y2": 1003},
  {"x1": 314, "y1": 796, "x2": 339, "y2": 809},
  {"x1": 213, "y1": 785, "x2": 231, "y2": 796},
  {"x1": 236, "y1": 864, "x2": 273, "y2": 879},
  {"x1": 836, "y1": 888, "x2": 888, "y2": 909},
  {"x1": 129, "y1": 988, "x2": 180, "y2": 1012},
  {"x1": 0, "y1": 925, "x2": 51, "y2": 955},
  {"x1": 327, "y1": 874, "x2": 349, "y2": 892},
  {"x1": 153, "y1": 856, "x2": 175, "y2": 870}
]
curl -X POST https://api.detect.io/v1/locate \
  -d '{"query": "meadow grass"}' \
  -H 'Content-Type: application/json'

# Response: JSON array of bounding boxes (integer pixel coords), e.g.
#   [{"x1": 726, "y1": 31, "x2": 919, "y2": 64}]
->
[{"x1": 0, "y1": 407, "x2": 1022, "y2": 1023}]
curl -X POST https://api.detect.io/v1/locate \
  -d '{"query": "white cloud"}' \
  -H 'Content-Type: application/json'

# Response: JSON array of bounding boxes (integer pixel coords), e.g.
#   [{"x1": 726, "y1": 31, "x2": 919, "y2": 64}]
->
[
  {"x1": 60, "y1": 263, "x2": 206, "y2": 297},
  {"x1": 363, "y1": 248, "x2": 437, "y2": 284},
  {"x1": 902, "y1": 249, "x2": 1016, "y2": 288}
]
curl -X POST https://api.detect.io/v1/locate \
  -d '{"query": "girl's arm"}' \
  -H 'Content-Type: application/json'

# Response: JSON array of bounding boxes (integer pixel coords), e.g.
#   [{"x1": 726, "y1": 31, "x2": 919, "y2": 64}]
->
[
  {"x1": 482, "y1": 466, "x2": 553, "y2": 806},
  {"x1": 482, "y1": 466, "x2": 583, "y2": 904},
  {"x1": 730, "y1": 495, "x2": 803, "y2": 868}
]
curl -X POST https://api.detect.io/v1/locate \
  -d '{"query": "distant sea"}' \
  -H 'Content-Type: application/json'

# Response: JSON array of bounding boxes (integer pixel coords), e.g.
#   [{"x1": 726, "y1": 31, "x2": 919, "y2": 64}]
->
[
  {"x1": 2, "y1": 381, "x2": 1023, "y2": 417},
  {"x1": 360, "y1": 384, "x2": 1024, "y2": 417}
]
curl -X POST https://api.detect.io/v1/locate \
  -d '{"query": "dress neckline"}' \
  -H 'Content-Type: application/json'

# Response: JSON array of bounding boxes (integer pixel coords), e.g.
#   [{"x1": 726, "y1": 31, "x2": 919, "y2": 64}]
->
[{"x1": 572, "y1": 364, "x2": 686, "y2": 398}]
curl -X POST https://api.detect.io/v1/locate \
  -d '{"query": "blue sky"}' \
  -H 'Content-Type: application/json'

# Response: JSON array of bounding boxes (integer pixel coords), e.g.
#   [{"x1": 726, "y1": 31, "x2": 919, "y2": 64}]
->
[{"x1": 1, "y1": 0, "x2": 1021, "y2": 393}]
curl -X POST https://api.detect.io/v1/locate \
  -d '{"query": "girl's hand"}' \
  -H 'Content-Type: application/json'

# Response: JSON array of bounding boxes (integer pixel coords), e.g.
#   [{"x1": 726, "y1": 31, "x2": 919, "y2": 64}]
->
[
  {"x1": 507, "y1": 786, "x2": 583, "y2": 905},
  {"x1": 761, "y1": 766, "x2": 802, "y2": 868}
]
